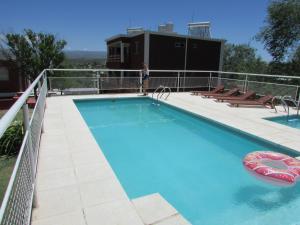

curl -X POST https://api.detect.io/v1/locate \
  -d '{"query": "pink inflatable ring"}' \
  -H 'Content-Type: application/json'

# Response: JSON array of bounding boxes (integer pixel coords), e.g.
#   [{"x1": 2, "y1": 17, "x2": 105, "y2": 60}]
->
[{"x1": 243, "y1": 151, "x2": 300, "y2": 186}]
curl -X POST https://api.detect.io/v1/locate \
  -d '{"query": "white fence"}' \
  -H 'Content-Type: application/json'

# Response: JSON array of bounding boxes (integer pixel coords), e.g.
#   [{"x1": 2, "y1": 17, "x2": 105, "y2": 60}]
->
[
  {"x1": 0, "y1": 68, "x2": 300, "y2": 225},
  {"x1": 47, "y1": 69, "x2": 300, "y2": 100},
  {"x1": 0, "y1": 70, "x2": 47, "y2": 225}
]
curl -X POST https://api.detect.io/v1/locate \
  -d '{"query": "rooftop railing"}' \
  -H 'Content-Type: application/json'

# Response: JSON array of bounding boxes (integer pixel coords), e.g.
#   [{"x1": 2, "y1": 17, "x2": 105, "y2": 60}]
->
[
  {"x1": 47, "y1": 69, "x2": 300, "y2": 100},
  {"x1": 0, "y1": 68, "x2": 300, "y2": 224}
]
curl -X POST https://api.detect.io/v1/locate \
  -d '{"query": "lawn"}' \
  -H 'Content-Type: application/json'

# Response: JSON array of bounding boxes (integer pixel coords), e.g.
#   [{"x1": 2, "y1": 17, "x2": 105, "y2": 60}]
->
[
  {"x1": 0, "y1": 157, "x2": 16, "y2": 204},
  {"x1": 0, "y1": 109, "x2": 25, "y2": 121},
  {"x1": 0, "y1": 109, "x2": 25, "y2": 205},
  {"x1": 0, "y1": 110, "x2": 7, "y2": 118}
]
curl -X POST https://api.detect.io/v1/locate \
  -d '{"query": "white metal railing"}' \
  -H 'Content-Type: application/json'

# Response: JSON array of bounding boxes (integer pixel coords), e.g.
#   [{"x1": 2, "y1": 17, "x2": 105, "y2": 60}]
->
[
  {"x1": 0, "y1": 68, "x2": 300, "y2": 225},
  {"x1": 0, "y1": 70, "x2": 47, "y2": 225},
  {"x1": 47, "y1": 69, "x2": 300, "y2": 100}
]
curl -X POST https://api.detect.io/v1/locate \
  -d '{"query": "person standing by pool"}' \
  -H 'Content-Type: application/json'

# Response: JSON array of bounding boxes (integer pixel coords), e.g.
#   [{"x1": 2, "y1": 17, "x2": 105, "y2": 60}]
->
[{"x1": 140, "y1": 63, "x2": 150, "y2": 96}]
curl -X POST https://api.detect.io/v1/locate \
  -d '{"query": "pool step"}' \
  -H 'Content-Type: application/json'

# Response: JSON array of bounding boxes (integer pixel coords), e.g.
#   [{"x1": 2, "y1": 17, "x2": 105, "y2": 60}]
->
[{"x1": 131, "y1": 193, "x2": 191, "y2": 225}]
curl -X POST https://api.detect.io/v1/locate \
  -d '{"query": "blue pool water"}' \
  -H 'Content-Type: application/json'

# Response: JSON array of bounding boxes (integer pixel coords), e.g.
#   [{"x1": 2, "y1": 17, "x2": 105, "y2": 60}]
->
[
  {"x1": 75, "y1": 98, "x2": 300, "y2": 225},
  {"x1": 266, "y1": 115, "x2": 300, "y2": 130}
]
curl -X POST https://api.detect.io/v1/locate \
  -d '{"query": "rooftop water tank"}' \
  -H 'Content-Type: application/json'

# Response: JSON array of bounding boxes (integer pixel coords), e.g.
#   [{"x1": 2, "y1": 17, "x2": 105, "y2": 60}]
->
[
  {"x1": 188, "y1": 22, "x2": 211, "y2": 38},
  {"x1": 127, "y1": 27, "x2": 144, "y2": 35},
  {"x1": 158, "y1": 23, "x2": 174, "y2": 33}
]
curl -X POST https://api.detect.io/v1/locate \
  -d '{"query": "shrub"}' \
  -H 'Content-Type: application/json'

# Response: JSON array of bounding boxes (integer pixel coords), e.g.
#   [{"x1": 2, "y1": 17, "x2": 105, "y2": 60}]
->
[{"x1": 0, "y1": 121, "x2": 24, "y2": 157}]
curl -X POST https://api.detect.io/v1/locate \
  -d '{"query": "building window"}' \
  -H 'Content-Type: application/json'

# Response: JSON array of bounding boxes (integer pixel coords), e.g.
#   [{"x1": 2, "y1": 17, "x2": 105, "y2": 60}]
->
[
  {"x1": 175, "y1": 42, "x2": 184, "y2": 48},
  {"x1": 134, "y1": 41, "x2": 139, "y2": 54},
  {"x1": 192, "y1": 43, "x2": 197, "y2": 48},
  {"x1": 116, "y1": 47, "x2": 121, "y2": 55},
  {"x1": 0, "y1": 67, "x2": 9, "y2": 81}
]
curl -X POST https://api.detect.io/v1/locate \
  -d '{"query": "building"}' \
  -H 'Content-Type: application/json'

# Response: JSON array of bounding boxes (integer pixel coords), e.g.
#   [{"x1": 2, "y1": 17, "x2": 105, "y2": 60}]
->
[
  {"x1": 106, "y1": 23, "x2": 224, "y2": 73},
  {"x1": 0, "y1": 59, "x2": 27, "y2": 109}
]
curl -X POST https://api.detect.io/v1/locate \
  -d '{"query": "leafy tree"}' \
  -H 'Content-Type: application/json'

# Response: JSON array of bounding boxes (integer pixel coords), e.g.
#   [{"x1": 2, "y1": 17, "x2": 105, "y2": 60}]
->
[
  {"x1": 223, "y1": 43, "x2": 268, "y2": 74},
  {"x1": 267, "y1": 46, "x2": 300, "y2": 77},
  {"x1": 0, "y1": 29, "x2": 67, "y2": 82},
  {"x1": 257, "y1": 0, "x2": 300, "y2": 61}
]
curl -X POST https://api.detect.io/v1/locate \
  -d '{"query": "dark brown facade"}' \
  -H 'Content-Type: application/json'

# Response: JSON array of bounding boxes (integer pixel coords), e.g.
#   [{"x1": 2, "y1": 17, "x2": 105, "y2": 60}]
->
[
  {"x1": 0, "y1": 60, "x2": 27, "y2": 109},
  {"x1": 106, "y1": 34, "x2": 145, "y2": 69},
  {"x1": 106, "y1": 31, "x2": 224, "y2": 73}
]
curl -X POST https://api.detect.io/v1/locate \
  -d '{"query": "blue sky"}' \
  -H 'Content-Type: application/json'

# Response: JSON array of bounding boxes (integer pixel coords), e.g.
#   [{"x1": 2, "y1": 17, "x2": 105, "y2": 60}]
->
[{"x1": 0, "y1": 0, "x2": 271, "y2": 60}]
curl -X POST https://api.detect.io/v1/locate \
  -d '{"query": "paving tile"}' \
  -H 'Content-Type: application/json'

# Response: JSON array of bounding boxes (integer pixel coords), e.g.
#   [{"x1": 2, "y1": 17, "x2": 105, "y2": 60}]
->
[
  {"x1": 36, "y1": 168, "x2": 76, "y2": 191},
  {"x1": 32, "y1": 185, "x2": 82, "y2": 220},
  {"x1": 132, "y1": 193, "x2": 178, "y2": 225},
  {"x1": 38, "y1": 143, "x2": 70, "y2": 157},
  {"x1": 74, "y1": 163, "x2": 113, "y2": 183},
  {"x1": 84, "y1": 199, "x2": 144, "y2": 225},
  {"x1": 154, "y1": 214, "x2": 192, "y2": 225},
  {"x1": 32, "y1": 209, "x2": 86, "y2": 225},
  {"x1": 38, "y1": 153, "x2": 73, "y2": 173},
  {"x1": 40, "y1": 134, "x2": 68, "y2": 149},
  {"x1": 79, "y1": 177, "x2": 127, "y2": 208},
  {"x1": 71, "y1": 150, "x2": 106, "y2": 166}
]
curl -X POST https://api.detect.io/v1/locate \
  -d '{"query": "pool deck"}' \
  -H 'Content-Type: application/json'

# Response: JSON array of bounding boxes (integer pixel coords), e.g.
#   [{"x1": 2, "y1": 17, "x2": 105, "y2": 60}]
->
[{"x1": 31, "y1": 93, "x2": 300, "y2": 225}]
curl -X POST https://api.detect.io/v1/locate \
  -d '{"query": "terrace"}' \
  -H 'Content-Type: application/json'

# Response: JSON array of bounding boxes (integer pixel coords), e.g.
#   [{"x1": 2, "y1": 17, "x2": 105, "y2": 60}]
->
[{"x1": 0, "y1": 69, "x2": 300, "y2": 225}]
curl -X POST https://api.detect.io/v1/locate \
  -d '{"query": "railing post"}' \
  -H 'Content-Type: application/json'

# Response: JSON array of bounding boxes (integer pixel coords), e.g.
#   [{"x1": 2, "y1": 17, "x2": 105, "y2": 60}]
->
[
  {"x1": 177, "y1": 72, "x2": 180, "y2": 92},
  {"x1": 209, "y1": 72, "x2": 212, "y2": 91},
  {"x1": 295, "y1": 86, "x2": 299, "y2": 101},
  {"x1": 217, "y1": 72, "x2": 222, "y2": 86},
  {"x1": 244, "y1": 75, "x2": 248, "y2": 92},
  {"x1": 38, "y1": 80, "x2": 41, "y2": 97},
  {"x1": 48, "y1": 78, "x2": 52, "y2": 91},
  {"x1": 96, "y1": 71, "x2": 100, "y2": 94},
  {"x1": 139, "y1": 70, "x2": 143, "y2": 93}
]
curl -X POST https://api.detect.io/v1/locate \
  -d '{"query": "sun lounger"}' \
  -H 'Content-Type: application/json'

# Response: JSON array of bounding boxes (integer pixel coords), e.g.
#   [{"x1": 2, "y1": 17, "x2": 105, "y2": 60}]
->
[
  {"x1": 215, "y1": 91, "x2": 256, "y2": 102},
  {"x1": 228, "y1": 95, "x2": 274, "y2": 108},
  {"x1": 202, "y1": 87, "x2": 240, "y2": 98},
  {"x1": 191, "y1": 85, "x2": 224, "y2": 96}
]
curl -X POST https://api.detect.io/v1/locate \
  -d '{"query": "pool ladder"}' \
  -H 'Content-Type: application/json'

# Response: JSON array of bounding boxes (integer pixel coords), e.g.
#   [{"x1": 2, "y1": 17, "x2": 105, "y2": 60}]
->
[
  {"x1": 272, "y1": 95, "x2": 300, "y2": 120},
  {"x1": 152, "y1": 85, "x2": 171, "y2": 105}
]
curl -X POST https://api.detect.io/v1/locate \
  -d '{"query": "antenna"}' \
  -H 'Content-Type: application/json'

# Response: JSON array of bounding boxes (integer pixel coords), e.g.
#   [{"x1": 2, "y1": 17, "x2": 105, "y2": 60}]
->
[
  {"x1": 191, "y1": 11, "x2": 195, "y2": 23},
  {"x1": 128, "y1": 18, "x2": 132, "y2": 29}
]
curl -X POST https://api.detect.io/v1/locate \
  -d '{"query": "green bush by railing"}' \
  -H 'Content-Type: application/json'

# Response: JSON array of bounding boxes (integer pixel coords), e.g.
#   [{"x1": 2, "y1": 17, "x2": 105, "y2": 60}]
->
[{"x1": 0, "y1": 121, "x2": 24, "y2": 157}]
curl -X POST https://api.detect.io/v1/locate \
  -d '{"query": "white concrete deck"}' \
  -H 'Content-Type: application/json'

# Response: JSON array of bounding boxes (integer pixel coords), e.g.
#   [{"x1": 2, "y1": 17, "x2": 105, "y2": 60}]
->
[{"x1": 31, "y1": 93, "x2": 300, "y2": 225}]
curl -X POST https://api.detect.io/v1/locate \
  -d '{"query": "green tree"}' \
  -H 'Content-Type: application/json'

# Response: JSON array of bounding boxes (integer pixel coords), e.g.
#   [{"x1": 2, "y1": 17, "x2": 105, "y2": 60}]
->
[
  {"x1": 267, "y1": 46, "x2": 300, "y2": 77},
  {"x1": 1, "y1": 29, "x2": 67, "y2": 82},
  {"x1": 257, "y1": 0, "x2": 300, "y2": 62},
  {"x1": 223, "y1": 43, "x2": 268, "y2": 74}
]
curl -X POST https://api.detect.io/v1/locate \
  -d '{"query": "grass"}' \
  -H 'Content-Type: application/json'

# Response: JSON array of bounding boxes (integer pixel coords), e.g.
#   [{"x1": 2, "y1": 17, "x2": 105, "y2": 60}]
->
[
  {"x1": 0, "y1": 110, "x2": 7, "y2": 118},
  {"x1": 0, "y1": 157, "x2": 16, "y2": 204},
  {"x1": 0, "y1": 109, "x2": 25, "y2": 120},
  {"x1": 0, "y1": 109, "x2": 29, "y2": 205}
]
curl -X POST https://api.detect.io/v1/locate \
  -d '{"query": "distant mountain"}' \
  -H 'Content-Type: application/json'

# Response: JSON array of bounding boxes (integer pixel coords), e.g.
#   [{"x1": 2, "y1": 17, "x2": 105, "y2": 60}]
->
[{"x1": 64, "y1": 50, "x2": 106, "y2": 59}]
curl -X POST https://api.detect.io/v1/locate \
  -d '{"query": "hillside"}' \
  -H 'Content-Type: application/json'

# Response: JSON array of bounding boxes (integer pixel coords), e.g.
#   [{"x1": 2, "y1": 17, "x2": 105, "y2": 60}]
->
[{"x1": 64, "y1": 50, "x2": 106, "y2": 59}]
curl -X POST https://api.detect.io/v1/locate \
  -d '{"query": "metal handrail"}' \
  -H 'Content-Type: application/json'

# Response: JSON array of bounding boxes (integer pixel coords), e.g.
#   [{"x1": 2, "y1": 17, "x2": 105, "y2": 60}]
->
[
  {"x1": 159, "y1": 86, "x2": 171, "y2": 100},
  {"x1": 157, "y1": 88, "x2": 165, "y2": 100},
  {"x1": 152, "y1": 85, "x2": 164, "y2": 100},
  {"x1": 280, "y1": 95, "x2": 300, "y2": 119},
  {"x1": 47, "y1": 68, "x2": 300, "y2": 79},
  {"x1": 272, "y1": 96, "x2": 282, "y2": 113}
]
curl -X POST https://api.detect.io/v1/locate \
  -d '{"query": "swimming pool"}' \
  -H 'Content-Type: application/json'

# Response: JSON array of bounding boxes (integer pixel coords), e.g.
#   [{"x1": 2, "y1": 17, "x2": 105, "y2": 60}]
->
[
  {"x1": 75, "y1": 97, "x2": 300, "y2": 225},
  {"x1": 266, "y1": 115, "x2": 300, "y2": 130}
]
